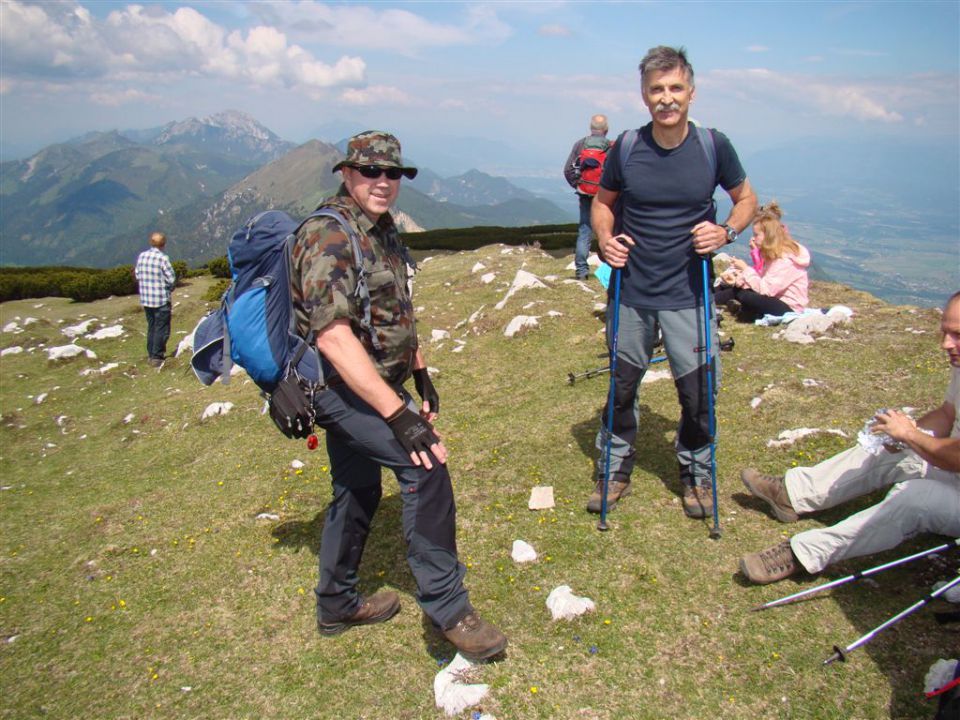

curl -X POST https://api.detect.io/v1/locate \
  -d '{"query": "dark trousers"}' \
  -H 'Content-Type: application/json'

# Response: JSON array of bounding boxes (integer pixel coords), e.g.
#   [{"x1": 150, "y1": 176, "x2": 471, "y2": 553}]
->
[
  {"x1": 713, "y1": 284, "x2": 791, "y2": 322},
  {"x1": 143, "y1": 304, "x2": 171, "y2": 360},
  {"x1": 312, "y1": 383, "x2": 471, "y2": 630}
]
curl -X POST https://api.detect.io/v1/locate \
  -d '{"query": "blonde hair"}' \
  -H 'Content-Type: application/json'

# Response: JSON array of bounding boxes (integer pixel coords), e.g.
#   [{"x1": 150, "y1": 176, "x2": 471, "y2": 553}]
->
[
  {"x1": 149, "y1": 232, "x2": 166, "y2": 249},
  {"x1": 752, "y1": 201, "x2": 799, "y2": 261}
]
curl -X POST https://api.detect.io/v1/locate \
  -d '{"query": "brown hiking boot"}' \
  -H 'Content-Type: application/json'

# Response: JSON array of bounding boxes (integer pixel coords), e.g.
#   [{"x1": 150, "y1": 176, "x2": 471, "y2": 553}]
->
[
  {"x1": 741, "y1": 468, "x2": 798, "y2": 522},
  {"x1": 739, "y1": 541, "x2": 800, "y2": 584},
  {"x1": 586, "y1": 479, "x2": 631, "y2": 514},
  {"x1": 682, "y1": 483, "x2": 714, "y2": 519},
  {"x1": 443, "y1": 612, "x2": 507, "y2": 661},
  {"x1": 317, "y1": 591, "x2": 400, "y2": 636}
]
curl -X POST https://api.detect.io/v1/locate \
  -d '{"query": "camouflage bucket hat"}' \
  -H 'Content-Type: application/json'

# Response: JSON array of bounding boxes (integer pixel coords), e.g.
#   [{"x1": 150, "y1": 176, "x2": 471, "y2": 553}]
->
[{"x1": 332, "y1": 130, "x2": 418, "y2": 179}]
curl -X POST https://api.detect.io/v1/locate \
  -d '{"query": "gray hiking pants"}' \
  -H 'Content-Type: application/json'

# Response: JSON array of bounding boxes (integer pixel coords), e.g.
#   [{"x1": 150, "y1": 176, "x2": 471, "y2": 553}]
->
[
  {"x1": 311, "y1": 383, "x2": 471, "y2": 630},
  {"x1": 595, "y1": 302, "x2": 719, "y2": 488}
]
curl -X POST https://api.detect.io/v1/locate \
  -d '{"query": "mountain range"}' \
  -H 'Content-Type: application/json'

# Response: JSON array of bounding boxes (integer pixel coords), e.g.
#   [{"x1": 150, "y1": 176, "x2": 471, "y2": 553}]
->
[{"x1": 0, "y1": 111, "x2": 573, "y2": 268}]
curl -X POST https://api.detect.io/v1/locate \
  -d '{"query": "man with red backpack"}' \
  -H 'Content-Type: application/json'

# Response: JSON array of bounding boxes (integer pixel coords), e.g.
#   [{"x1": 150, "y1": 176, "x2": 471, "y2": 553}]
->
[{"x1": 563, "y1": 115, "x2": 611, "y2": 280}]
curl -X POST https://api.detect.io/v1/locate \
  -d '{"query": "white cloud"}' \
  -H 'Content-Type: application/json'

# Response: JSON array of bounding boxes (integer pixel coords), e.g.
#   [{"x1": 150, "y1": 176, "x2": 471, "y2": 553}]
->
[
  {"x1": 524, "y1": 73, "x2": 645, "y2": 115},
  {"x1": 438, "y1": 98, "x2": 469, "y2": 111},
  {"x1": 251, "y1": 1, "x2": 512, "y2": 54},
  {"x1": 706, "y1": 68, "x2": 905, "y2": 123},
  {"x1": 0, "y1": 0, "x2": 366, "y2": 92},
  {"x1": 746, "y1": 45, "x2": 769, "y2": 53},
  {"x1": 538, "y1": 24, "x2": 572, "y2": 37},
  {"x1": 339, "y1": 85, "x2": 415, "y2": 106},
  {"x1": 90, "y1": 89, "x2": 161, "y2": 106}
]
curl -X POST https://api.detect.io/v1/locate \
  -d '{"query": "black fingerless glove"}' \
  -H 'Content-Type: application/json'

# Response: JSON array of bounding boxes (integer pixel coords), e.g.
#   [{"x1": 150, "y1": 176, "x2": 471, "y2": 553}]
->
[
  {"x1": 413, "y1": 368, "x2": 440, "y2": 415},
  {"x1": 386, "y1": 406, "x2": 439, "y2": 458}
]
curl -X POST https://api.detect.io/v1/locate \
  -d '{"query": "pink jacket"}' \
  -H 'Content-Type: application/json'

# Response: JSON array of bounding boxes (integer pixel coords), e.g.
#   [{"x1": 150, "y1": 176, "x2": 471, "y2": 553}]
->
[{"x1": 737, "y1": 242, "x2": 810, "y2": 312}]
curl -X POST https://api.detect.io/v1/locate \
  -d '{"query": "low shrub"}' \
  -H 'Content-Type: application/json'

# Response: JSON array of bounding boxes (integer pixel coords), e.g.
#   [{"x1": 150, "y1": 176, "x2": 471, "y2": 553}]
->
[
  {"x1": 207, "y1": 256, "x2": 231, "y2": 279},
  {"x1": 400, "y1": 223, "x2": 577, "y2": 252},
  {"x1": 203, "y1": 279, "x2": 230, "y2": 303}
]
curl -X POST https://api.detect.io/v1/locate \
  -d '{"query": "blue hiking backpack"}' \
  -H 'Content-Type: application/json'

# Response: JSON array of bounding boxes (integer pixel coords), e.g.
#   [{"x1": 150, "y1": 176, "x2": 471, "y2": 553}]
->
[{"x1": 191, "y1": 207, "x2": 377, "y2": 408}]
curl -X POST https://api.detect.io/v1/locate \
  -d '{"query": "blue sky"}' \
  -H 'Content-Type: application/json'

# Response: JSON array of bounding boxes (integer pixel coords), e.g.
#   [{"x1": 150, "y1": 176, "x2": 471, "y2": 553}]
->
[{"x1": 1, "y1": 0, "x2": 958, "y2": 175}]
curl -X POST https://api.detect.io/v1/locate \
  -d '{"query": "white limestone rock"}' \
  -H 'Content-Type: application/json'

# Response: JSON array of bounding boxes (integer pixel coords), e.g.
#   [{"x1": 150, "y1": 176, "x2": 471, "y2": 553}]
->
[
  {"x1": 546, "y1": 585, "x2": 596, "y2": 621},
  {"x1": 494, "y1": 270, "x2": 547, "y2": 310},
  {"x1": 62, "y1": 319, "x2": 98, "y2": 339},
  {"x1": 47, "y1": 344, "x2": 96, "y2": 361},
  {"x1": 201, "y1": 402, "x2": 234, "y2": 420},
  {"x1": 504, "y1": 315, "x2": 539, "y2": 338},
  {"x1": 433, "y1": 653, "x2": 489, "y2": 716},
  {"x1": 511, "y1": 540, "x2": 538, "y2": 563},
  {"x1": 85, "y1": 325, "x2": 124, "y2": 340}
]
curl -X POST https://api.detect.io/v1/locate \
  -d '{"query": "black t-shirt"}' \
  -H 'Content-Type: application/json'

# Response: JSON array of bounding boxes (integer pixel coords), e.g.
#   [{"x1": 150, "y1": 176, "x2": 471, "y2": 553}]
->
[{"x1": 601, "y1": 121, "x2": 747, "y2": 310}]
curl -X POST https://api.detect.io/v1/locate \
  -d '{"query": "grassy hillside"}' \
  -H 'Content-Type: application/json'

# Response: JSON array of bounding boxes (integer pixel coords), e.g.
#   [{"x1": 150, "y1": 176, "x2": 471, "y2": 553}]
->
[{"x1": 0, "y1": 247, "x2": 954, "y2": 719}]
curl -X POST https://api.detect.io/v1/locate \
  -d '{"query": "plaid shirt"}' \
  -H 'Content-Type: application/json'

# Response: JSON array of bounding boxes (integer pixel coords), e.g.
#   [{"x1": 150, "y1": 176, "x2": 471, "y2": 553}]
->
[{"x1": 135, "y1": 247, "x2": 176, "y2": 307}]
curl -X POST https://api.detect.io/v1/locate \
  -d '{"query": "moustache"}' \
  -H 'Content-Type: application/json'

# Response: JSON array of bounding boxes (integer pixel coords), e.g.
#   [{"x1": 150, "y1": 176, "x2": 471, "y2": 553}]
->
[{"x1": 655, "y1": 102, "x2": 681, "y2": 113}]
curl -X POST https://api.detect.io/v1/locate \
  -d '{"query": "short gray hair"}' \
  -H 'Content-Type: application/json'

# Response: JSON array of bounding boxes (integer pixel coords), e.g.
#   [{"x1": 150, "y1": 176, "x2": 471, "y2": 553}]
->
[
  {"x1": 638, "y1": 45, "x2": 694, "y2": 87},
  {"x1": 589, "y1": 114, "x2": 608, "y2": 135}
]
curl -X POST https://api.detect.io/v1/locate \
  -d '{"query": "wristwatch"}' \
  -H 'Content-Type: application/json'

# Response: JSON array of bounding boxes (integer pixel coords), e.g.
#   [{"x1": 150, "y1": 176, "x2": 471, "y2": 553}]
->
[{"x1": 721, "y1": 224, "x2": 739, "y2": 244}]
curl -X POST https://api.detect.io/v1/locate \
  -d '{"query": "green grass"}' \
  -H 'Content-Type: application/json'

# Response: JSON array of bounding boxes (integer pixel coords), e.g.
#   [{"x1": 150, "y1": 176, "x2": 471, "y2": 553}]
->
[{"x1": 0, "y1": 249, "x2": 954, "y2": 719}]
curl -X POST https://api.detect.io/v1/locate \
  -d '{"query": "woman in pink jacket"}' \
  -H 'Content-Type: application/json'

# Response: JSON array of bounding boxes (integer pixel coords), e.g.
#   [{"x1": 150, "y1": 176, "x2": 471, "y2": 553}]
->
[{"x1": 714, "y1": 201, "x2": 810, "y2": 322}]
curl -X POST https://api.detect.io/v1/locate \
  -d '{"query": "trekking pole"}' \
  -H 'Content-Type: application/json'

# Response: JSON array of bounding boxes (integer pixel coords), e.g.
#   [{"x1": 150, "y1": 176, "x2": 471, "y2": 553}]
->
[
  {"x1": 701, "y1": 256, "x2": 721, "y2": 540},
  {"x1": 823, "y1": 574, "x2": 960, "y2": 665},
  {"x1": 598, "y1": 268, "x2": 622, "y2": 532},
  {"x1": 753, "y1": 538, "x2": 960, "y2": 611},
  {"x1": 568, "y1": 355, "x2": 668, "y2": 385}
]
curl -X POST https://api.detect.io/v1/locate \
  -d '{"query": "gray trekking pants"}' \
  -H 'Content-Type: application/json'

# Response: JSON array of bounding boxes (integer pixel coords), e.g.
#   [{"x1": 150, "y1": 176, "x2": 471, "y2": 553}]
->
[
  {"x1": 595, "y1": 302, "x2": 719, "y2": 488},
  {"x1": 311, "y1": 383, "x2": 471, "y2": 630}
]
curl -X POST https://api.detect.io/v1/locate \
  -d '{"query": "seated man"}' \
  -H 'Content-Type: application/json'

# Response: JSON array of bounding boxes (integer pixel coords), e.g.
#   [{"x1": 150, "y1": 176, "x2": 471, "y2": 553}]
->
[{"x1": 739, "y1": 291, "x2": 960, "y2": 584}]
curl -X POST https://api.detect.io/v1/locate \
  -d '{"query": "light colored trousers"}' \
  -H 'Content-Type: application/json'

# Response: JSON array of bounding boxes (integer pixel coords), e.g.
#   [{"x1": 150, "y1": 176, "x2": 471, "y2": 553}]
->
[{"x1": 785, "y1": 445, "x2": 960, "y2": 574}]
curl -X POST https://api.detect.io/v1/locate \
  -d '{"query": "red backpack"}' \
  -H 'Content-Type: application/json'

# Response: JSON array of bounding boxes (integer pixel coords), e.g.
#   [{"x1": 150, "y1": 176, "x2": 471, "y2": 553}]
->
[{"x1": 576, "y1": 137, "x2": 610, "y2": 195}]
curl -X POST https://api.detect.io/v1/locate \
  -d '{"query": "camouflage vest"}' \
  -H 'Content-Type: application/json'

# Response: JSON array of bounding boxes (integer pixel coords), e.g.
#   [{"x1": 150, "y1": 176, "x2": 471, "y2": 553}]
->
[{"x1": 292, "y1": 192, "x2": 419, "y2": 387}]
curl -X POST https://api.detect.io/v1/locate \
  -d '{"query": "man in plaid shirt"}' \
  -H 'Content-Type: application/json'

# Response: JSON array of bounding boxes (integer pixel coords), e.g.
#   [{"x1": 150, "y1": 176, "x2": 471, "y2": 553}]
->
[{"x1": 134, "y1": 232, "x2": 176, "y2": 367}]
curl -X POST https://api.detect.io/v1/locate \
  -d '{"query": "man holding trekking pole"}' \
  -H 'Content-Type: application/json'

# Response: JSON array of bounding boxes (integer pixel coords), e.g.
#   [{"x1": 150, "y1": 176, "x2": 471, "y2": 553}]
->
[
  {"x1": 587, "y1": 45, "x2": 756, "y2": 520},
  {"x1": 739, "y1": 291, "x2": 960, "y2": 584}
]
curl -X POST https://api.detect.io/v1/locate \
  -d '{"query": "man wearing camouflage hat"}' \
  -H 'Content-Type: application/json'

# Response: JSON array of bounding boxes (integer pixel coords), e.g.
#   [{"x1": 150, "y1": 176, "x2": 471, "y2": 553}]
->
[{"x1": 290, "y1": 130, "x2": 507, "y2": 661}]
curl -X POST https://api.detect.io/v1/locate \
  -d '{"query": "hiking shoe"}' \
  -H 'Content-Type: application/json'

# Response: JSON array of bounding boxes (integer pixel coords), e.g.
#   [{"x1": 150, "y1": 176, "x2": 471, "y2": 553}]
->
[
  {"x1": 741, "y1": 468, "x2": 798, "y2": 522},
  {"x1": 586, "y1": 479, "x2": 631, "y2": 514},
  {"x1": 682, "y1": 483, "x2": 714, "y2": 519},
  {"x1": 443, "y1": 612, "x2": 507, "y2": 661},
  {"x1": 317, "y1": 591, "x2": 400, "y2": 636},
  {"x1": 739, "y1": 541, "x2": 800, "y2": 585}
]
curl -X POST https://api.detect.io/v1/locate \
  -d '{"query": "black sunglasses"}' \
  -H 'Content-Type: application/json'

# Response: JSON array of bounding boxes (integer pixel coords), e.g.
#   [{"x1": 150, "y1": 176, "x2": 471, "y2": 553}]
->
[{"x1": 351, "y1": 165, "x2": 405, "y2": 180}]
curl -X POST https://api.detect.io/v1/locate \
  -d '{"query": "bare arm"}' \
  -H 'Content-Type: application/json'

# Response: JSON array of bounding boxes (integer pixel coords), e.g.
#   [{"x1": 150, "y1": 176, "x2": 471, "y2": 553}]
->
[
  {"x1": 874, "y1": 403, "x2": 960, "y2": 473},
  {"x1": 316, "y1": 319, "x2": 448, "y2": 467},
  {"x1": 591, "y1": 187, "x2": 634, "y2": 268},
  {"x1": 316, "y1": 319, "x2": 404, "y2": 418},
  {"x1": 412, "y1": 347, "x2": 427, "y2": 372},
  {"x1": 691, "y1": 178, "x2": 759, "y2": 255}
]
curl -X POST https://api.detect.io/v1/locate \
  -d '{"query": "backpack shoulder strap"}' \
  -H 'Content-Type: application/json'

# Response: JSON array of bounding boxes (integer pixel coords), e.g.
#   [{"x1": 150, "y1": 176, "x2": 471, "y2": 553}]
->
[
  {"x1": 695, "y1": 125, "x2": 717, "y2": 184},
  {"x1": 611, "y1": 129, "x2": 639, "y2": 235},
  {"x1": 618, "y1": 129, "x2": 639, "y2": 170},
  {"x1": 220, "y1": 289, "x2": 233, "y2": 385},
  {"x1": 300, "y1": 208, "x2": 383, "y2": 353}
]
